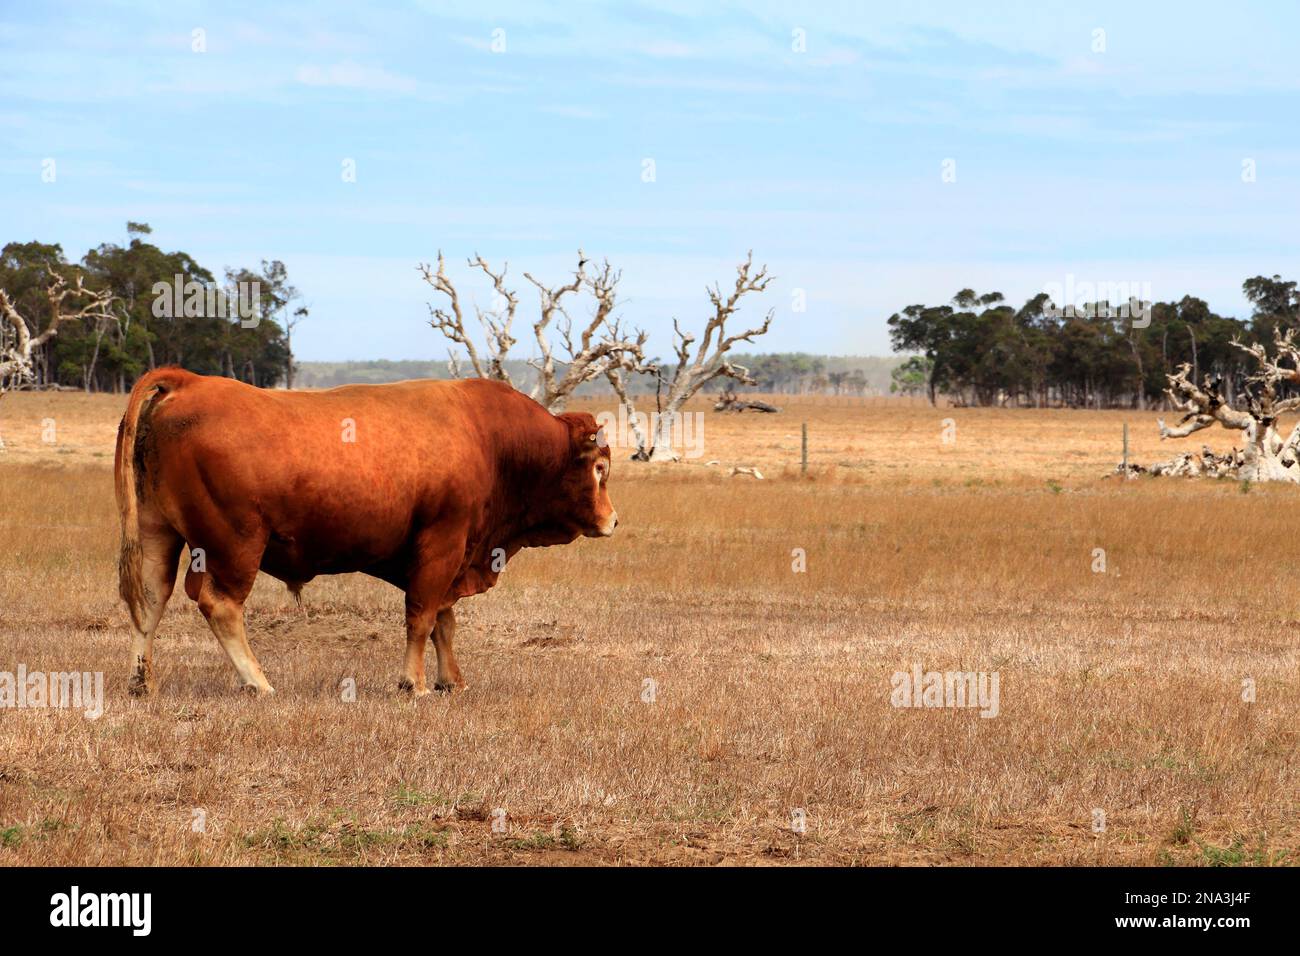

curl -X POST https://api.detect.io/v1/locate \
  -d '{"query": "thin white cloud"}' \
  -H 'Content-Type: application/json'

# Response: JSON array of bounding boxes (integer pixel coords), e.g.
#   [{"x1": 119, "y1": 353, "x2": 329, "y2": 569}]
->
[
  {"x1": 641, "y1": 40, "x2": 696, "y2": 58},
  {"x1": 453, "y1": 35, "x2": 493, "y2": 52},
  {"x1": 294, "y1": 61, "x2": 418, "y2": 94},
  {"x1": 540, "y1": 105, "x2": 605, "y2": 120}
]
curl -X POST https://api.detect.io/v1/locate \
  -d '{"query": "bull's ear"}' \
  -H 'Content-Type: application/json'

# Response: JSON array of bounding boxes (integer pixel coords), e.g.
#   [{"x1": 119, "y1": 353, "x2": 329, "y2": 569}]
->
[{"x1": 558, "y1": 412, "x2": 602, "y2": 458}]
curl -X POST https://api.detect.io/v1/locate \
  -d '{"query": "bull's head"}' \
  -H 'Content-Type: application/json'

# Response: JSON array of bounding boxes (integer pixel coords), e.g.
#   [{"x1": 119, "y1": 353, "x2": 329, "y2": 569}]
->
[{"x1": 557, "y1": 412, "x2": 618, "y2": 538}]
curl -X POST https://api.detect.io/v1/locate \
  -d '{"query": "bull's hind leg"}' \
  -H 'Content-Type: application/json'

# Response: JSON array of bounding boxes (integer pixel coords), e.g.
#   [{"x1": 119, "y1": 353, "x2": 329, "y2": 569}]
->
[
  {"x1": 191, "y1": 570, "x2": 274, "y2": 695},
  {"x1": 125, "y1": 519, "x2": 184, "y2": 696},
  {"x1": 432, "y1": 608, "x2": 464, "y2": 693}
]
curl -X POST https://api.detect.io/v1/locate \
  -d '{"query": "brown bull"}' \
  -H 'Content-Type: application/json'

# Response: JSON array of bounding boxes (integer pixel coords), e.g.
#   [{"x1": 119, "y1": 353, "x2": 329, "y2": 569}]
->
[{"x1": 114, "y1": 368, "x2": 617, "y2": 696}]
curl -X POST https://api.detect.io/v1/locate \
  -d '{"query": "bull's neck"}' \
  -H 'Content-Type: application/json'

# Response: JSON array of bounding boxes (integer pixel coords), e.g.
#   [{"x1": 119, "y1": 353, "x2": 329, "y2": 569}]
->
[{"x1": 488, "y1": 411, "x2": 574, "y2": 542}]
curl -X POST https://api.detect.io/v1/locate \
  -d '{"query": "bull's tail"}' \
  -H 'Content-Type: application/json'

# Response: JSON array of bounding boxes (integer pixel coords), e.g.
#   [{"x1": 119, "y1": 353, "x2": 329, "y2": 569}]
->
[{"x1": 115, "y1": 369, "x2": 183, "y2": 625}]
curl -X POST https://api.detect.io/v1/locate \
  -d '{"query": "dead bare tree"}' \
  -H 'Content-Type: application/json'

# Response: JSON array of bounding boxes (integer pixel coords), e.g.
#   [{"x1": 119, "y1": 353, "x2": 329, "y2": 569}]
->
[
  {"x1": 1, "y1": 269, "x2": 118, "y2": 389},
  {"x1": 2, "y1": 270, "x2": 116, "y2": 388},
  {"x1": 1, "y1": 267, "x2": 118, "y2": 449},
  {"x1": 418, "y1": 249, "x2": 775, "y2": 456},
  {"x1": 525, "y1": 256, "x2": 650, "y2": 413},
  {"x1": 609, "y1": 252, "x2": 774, "y2": 461},
  {"x1": 419, "y1": 252, "x2": 517, "y2": 382},
  {"x1": 421, "y1": 250, "x2": 649, "y2": 413},
  {"x1": 1129, "y1": 326, "x2": 1300, "y2": 481}
]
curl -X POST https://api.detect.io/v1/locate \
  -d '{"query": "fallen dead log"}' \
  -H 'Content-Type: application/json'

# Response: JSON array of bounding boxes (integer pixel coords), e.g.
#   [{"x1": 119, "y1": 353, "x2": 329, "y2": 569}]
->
[
  {"x1": 714, "y1": 389, "x2": 781, "y2": 413},
  {"x1": 1114, "y1": 445, "x2": 1245, "y2": 479},
  {"x1": 1136, "y1": 327, "x2": 1300, "y2": 482}
]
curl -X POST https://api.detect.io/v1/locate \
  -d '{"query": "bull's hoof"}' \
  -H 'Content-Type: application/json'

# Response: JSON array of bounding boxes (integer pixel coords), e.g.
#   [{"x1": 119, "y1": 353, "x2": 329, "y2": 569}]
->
[{"x1": 398, "y1": 678, "x2": 430, "y2": 698}]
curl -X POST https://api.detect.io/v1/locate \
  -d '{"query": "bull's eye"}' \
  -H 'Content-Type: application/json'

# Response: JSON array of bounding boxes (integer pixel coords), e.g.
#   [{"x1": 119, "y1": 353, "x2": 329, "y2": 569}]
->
[{"x1": 589, "y1": 434, "x2": 597, "y2": 442}]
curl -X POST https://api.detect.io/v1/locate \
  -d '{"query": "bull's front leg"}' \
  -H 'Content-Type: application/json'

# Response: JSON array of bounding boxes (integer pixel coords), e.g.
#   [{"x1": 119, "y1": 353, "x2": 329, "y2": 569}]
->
[
  {"x1": 398, "y1": 534, "x2": 465, "y2": 697},
  {"x1": 399, "y1": 611, "x2": 432, "y2": 697}
]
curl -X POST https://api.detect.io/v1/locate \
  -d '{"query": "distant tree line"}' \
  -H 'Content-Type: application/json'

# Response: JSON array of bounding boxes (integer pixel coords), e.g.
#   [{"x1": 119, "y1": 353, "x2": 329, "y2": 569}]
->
[
  {"x1": 298, "y1": 354, "x2": 905, "y2": 396},
  {"x1": 0, "y1": 223, "x2": 300, "y2": 392},
  {"x1": 730, "y1": 354, "x2": 900, "y2": 395},
  {"x1": 887, "y1": 280, "x2": 1300, "y2": 408}
]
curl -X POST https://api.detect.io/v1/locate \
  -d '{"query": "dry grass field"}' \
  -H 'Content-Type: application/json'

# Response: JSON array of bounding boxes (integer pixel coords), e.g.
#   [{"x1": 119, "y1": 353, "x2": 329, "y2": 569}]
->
[{"x1": 0, "y1": 390, "x2": 1296, "y2": 866}]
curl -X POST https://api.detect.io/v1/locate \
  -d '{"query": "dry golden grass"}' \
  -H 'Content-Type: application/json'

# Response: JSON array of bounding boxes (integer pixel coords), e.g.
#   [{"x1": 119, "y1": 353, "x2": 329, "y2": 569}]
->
[{"x1": 0, "y1": 391, "x2": 1296, "y2": 866}]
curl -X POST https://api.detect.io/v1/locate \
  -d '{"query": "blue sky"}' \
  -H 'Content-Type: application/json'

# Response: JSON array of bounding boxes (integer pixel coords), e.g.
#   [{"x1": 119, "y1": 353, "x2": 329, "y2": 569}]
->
[{"x1": 3, "y1": 0, "x2": 1299, "y2": 360}]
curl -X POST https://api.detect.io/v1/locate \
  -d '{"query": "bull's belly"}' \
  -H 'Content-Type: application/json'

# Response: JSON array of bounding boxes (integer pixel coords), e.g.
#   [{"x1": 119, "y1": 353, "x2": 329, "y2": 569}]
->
[{"x1": 257, "y1": 527, "x2": 411, "y2": 587}]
